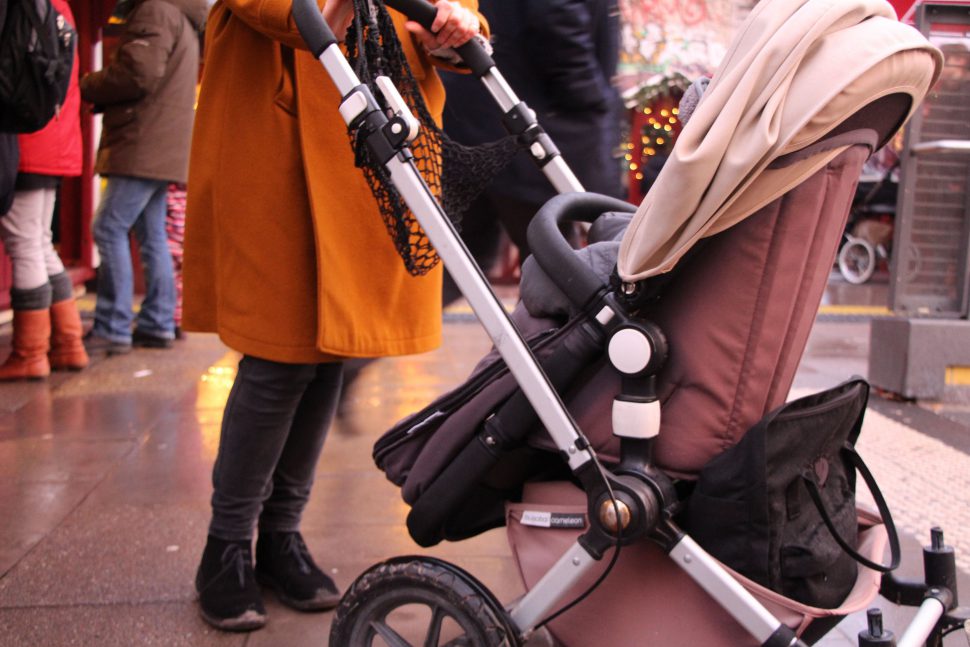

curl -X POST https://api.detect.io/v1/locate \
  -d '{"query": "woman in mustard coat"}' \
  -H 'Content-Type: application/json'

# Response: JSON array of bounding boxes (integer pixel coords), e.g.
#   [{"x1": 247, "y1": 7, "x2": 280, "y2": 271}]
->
[{"x1": 182, "y1": 0, "x2": 484, "y2": 631}]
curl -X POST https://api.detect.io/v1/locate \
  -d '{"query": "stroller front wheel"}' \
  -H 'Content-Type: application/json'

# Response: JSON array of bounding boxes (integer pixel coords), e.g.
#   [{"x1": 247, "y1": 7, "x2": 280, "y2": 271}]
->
[{"x1": 330, "y1": 556, "x2": 521, "y2": 647}]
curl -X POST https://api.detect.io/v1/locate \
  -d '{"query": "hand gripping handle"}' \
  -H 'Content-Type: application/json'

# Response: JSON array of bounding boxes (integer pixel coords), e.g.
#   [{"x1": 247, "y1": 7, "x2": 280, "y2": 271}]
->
[{"x1": 382, "y1": 0, "x2": 496, "y2": 76}]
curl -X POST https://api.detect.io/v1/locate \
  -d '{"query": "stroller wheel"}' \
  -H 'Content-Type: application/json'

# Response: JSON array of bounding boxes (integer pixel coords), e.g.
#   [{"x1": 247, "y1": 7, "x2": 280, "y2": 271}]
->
[
  {"x1": 838, "y1": 237, "x2": 876, "y2": 284},
  {"x1": 330, "y1": 556, "x2": 521, "y2": 647}
]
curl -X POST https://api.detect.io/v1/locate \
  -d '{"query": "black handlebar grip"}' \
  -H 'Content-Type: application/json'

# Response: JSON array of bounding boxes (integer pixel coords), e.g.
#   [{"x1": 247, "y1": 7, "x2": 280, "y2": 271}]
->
[
  {"x1": 385, "y1": 0, "x2": 438, "y2": 28},
  {"x1": 528, "y1": 192, "x2": 637, "y2": 310},
  {"x1": 383, "y1": 0, "x2": 496, "y2": 76},
  {"x1": 292, "y1": 0, "x2": 338, "y2": 57}
]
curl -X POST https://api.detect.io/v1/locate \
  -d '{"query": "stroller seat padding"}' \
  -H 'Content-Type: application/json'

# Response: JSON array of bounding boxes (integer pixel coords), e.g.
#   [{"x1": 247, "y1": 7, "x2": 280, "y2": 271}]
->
[
  {"x1": 525, "y1": 143, "x2": 873, "y2": 477},
  {"x1": 649, "y1": 143, "x2": 872, "y2": 475}
]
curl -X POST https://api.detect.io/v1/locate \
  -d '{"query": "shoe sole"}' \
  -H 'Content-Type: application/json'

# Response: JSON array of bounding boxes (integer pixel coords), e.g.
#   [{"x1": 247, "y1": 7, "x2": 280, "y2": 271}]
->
[
  {"x1": 199, "y1": 607, "x2": 268, "y2": 632},
  {"x1": 255, "y1": 571, "x2": 341, "y2": 612}
]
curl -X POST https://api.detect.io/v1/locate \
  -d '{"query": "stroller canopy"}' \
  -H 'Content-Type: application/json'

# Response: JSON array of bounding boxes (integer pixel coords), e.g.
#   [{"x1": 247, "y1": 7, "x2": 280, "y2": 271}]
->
[{"x1": 617, "y1": 0, "x2": 942, "y2": 282}]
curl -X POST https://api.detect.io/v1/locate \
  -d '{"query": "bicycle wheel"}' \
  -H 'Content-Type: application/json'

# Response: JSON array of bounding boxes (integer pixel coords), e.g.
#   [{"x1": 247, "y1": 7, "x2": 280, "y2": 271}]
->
[
  {"x1": 330, "y1": 556, "x2": 521, "y2": 647},
  {"x1": 838, "y1": 237, "x2": 876, "y2": 284}
]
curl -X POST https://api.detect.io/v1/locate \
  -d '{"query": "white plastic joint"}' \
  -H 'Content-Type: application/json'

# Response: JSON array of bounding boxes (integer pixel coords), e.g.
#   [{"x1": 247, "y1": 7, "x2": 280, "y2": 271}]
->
[
  {"x1": 612, "y1": 399, "x2": 661, "y2": 439},
  {"x1": 608, "y1": 327, "x2": 653, "y2": 375}
]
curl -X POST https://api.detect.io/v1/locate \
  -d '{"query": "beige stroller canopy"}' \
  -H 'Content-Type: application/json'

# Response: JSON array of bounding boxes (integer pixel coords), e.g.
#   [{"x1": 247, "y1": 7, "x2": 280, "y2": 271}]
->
[{"x1": 617, "y1": 0, "x2": 943, "y2": 282}]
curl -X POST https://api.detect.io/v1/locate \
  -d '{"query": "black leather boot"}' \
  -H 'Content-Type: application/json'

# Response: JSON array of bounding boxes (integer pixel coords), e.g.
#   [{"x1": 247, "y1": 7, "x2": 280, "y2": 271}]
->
[
  {"x1": 255, "y1": 531, "x2": 340, "y2": 611},
  {"x1": 195, "y1": 535, "x2": 267, "y2": 631}
]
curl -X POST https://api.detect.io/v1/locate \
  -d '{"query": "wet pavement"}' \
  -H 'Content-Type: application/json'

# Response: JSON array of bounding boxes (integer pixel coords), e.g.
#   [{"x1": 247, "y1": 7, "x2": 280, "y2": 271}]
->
[{"x1": 0, "y1": 273, "x2": 968, "y2": 646}]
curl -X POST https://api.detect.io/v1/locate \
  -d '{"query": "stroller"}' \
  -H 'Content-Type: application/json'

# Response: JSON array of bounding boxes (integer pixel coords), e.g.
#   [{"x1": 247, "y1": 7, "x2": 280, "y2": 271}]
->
[
  {"x1": 291, "y1": 0, "x2": 959, "y2": 644},
  {"x1": 837, "y1": 155, "x2": 900, "y2": 285}
]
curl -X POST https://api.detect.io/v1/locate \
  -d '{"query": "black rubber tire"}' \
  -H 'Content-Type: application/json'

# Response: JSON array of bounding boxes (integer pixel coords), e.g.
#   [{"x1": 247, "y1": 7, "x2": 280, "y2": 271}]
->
[
  {"x1": 838, "y1": 237, "x2": 876, "y2": 284},
  {"x1": 329, "y1": 556, "x2": 520, "y2": 647}
]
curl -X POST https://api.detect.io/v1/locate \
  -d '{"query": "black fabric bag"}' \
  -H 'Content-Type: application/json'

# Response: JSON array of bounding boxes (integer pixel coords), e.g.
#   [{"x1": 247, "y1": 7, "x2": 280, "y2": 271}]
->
[
  {"x1": 0, "y1": 0, "x2": 76, "y2": 133},
  {"x1": 684, "y1": 378, "x2": 900, "y2": 608}
]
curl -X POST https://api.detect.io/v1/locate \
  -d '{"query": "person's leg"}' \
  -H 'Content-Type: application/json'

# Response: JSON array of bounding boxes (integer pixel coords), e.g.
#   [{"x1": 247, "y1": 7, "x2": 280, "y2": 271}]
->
[
  {"x1": 37, "y1": 186, "x2": 89, "y2": 370},
  {"x1": 256, "y1": 362, "x2": 342, "y2": 611},
  {"x1": 165, "y1": 183, "x2": 186, "y2": 335},
  {"x1": 48, "y1": 271, "x2": 89, "y2": 370},
  {"x1": 492, "y1": 194, "x2": 583, "y2": 265},
  {"x1": 442, "y1": 193, "x2": 503, "y2": 307},
  {"x1": 197, "y1": 355, "x2": 319, "y2": 631},
  {"x1": 90, "y1": 176, "x2": 162, "y2": 347},
  {"x1": 131, "y1": 182, "x2": 175, "y2": 343},
  {"x1": 0, "y1": 189, "x2": 53, "y2": 380},
  {"x1": 1, "y1": 188, "x2": 51, "y2": 290},
  {"x1": 208, "y1": 356, "x2": 321, "y2": 539},
  {"x1": 257, "y1": 361, "x2": 342, "y2": 533}
]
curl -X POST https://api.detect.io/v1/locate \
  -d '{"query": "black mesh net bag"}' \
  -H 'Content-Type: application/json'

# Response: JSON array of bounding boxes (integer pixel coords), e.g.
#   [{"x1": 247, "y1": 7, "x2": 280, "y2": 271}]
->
[{"x1": 345, "y1": 0, "x2": 520, "y2": 276}]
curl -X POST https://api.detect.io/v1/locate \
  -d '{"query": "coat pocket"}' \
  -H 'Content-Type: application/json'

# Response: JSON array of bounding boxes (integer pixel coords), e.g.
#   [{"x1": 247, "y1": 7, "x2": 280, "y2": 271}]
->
[{"x1": 274, "y1": 45, "x2": 297, "y2": 116}]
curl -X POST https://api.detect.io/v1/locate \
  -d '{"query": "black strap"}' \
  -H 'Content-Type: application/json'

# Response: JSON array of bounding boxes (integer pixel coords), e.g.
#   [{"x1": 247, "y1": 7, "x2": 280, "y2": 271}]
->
[{"x1": 802, "y1": 443, "x2": 901, "y2": 573}]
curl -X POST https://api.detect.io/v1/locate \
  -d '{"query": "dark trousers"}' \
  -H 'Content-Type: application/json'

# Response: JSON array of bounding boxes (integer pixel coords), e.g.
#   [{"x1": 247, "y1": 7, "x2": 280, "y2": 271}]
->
[{"x1": 208, "y1": 355, "x2": 343, "y2": 541}]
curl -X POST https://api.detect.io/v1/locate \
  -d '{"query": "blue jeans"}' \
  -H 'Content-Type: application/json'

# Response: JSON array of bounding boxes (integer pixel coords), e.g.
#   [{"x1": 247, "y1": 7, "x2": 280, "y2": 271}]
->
[{"x1": 91, "y1": 175, "x2": 175, "y2": 343}]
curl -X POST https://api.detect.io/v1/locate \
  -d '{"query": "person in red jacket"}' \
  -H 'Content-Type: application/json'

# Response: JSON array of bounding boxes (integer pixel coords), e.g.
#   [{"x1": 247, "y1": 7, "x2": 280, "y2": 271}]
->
[{"x1": 0, "y1": 0, "x2": 88, "y2": 380}]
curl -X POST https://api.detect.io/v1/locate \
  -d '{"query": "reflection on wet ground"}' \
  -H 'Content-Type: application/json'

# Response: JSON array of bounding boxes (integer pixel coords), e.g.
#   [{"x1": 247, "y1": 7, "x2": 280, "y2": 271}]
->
[{"x1": 0, "y1": 277, "x2": 966, "y2": 646}]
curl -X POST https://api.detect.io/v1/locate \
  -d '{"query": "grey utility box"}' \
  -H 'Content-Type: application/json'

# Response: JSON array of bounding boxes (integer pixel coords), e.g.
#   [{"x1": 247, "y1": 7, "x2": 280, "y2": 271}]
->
[{"x1": 870, "y1": 2, "x2": 970, "y2": 400}]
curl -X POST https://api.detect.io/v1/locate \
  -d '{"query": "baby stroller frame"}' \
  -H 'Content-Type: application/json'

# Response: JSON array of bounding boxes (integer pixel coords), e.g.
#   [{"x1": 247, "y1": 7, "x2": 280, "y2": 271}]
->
[{"x1": 291, "y1": 0, "x2": 965, "y2": 645}]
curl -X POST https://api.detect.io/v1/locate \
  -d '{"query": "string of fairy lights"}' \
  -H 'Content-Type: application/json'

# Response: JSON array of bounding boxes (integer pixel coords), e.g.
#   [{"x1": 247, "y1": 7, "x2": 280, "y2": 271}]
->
[
  {"x1": 619, "y1": 74, "x2": 691, "y2": 199},
  {"x1": 624, "y1": 105, "x2": 680, "y2": 185}
]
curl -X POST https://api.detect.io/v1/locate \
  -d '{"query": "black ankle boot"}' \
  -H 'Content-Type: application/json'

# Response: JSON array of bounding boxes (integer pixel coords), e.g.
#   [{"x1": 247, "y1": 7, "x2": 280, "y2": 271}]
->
[
  {"x1": 255, "y1": 531, "x2": 340, "y2": 611},
  {"x1": 195, "y1": 535, "x2": 267, "y2": 631}
]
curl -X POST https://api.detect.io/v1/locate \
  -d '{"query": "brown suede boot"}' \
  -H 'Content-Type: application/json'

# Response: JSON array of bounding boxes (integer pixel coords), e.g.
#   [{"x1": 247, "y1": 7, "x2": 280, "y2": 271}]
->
[
  {"x1": 49, "y1": 299, "x2": 89, "y2": 371},
  {"x1": 0, "y1": 309, "x2": 51, "y2": 381}
]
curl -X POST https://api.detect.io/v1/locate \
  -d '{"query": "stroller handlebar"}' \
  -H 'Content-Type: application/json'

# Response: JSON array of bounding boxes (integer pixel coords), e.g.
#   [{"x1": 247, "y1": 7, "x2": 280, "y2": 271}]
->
[
  {"x1": 384, "y1": 0, "x2": 438, "y2": 27},
  {"x1": 529, "y1": 192, "x2": 637, "y2": 310},
  {"x1": 292, "y1": 0, "x2": 338, "y2": 57},
  {"x1": 383, "y1": 0, "x2": 496, "y2": 76}
]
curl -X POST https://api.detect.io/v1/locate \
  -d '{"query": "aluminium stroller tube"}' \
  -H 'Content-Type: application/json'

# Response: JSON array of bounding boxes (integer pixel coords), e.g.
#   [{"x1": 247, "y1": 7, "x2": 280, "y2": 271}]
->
[
  {"x1": 291, "y1": 0, "x2": 596, "y2": 472},
  {"x1": 383, "y1": 0, "x2": 584, "y2": 194}
]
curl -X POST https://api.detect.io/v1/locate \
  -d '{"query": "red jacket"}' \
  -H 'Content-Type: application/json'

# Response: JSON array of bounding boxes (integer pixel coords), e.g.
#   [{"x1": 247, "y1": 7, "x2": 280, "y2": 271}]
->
[{"x1": 17, "y1": 0, "x2": 82, "y2": 178}]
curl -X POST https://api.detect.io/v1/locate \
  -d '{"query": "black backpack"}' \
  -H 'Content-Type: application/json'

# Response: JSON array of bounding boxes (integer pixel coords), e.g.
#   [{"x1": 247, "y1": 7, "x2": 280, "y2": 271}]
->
[{"x1": 0, "y1": 0, "x2": 76, "y2": 133}]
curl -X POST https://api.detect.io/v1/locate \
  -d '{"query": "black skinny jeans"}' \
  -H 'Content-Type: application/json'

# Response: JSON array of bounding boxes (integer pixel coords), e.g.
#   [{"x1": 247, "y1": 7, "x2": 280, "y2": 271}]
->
[{"x1": 208, "y1": 355, "x2": 343, "y2": 541}]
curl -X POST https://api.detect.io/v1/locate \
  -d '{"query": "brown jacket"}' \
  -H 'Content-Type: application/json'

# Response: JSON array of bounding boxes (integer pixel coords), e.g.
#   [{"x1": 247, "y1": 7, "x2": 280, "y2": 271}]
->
[
  {"x1": 182, "y1": 0, "x2": 484, "y2": 363},
  {"x1": 80, "y1": 0, "x2": 208, "y2": 183}
]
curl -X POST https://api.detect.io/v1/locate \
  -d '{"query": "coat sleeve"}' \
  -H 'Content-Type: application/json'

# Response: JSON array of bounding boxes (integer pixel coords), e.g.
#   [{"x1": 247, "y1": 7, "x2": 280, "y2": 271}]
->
[
  {"x1": 80, "y1": 1, "x2": 180, "y2": 105},
  {"x1": 523, "y1": 0, "x2": 614, "y2": 113},
  {"x1": 218, "y1": 0, "x2": 319, "y2": 50}
]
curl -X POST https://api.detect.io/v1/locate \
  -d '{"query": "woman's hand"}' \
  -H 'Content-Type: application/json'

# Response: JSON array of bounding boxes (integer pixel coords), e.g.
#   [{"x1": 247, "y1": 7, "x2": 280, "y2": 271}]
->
[
  {"x1": 321, "y1": 0, "x2": 354, "y2": 42},
  {"x1": 405, "y1": 0, "x2": 480, "y2": 51}
]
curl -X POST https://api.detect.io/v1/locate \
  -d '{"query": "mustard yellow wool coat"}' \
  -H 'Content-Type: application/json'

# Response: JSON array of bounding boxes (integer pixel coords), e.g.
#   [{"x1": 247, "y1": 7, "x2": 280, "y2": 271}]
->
[{"x1": 183, "y1": 0, "x2": 483, "y2": 363}]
